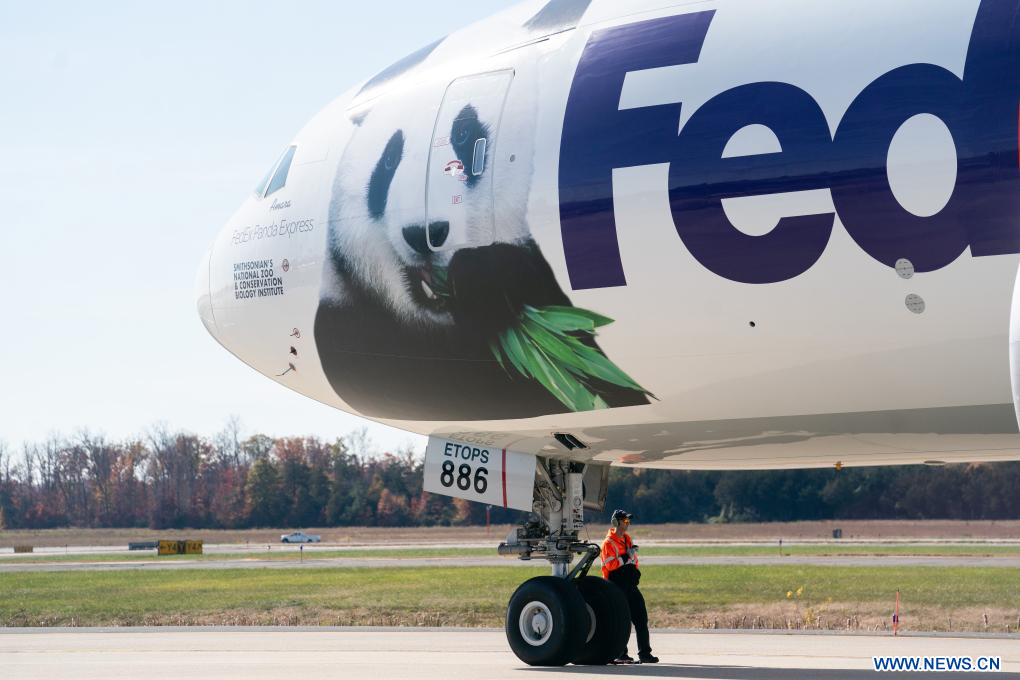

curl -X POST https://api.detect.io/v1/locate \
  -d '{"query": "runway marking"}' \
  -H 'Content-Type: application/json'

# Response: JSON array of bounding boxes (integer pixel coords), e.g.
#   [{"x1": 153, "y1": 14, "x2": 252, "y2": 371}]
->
[{"x1": 2, "y1": 554, "x2": 1019, "y2": 573}]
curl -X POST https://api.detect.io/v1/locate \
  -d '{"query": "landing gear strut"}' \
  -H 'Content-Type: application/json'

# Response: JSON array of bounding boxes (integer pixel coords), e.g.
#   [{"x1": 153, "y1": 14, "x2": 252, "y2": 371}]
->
[{"x1": 498, "y1": 458, "x2": 630, "y2": 666}]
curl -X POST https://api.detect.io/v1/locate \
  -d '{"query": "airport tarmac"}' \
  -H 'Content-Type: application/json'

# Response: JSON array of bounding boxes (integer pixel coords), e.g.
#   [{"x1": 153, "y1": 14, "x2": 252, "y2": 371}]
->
[
  {"x1": 1, "y1": 554, "x2": 1018, "y2": 573},
  {"x1": 1, "y1": 628, "x2": 1018, "y2": 679}
]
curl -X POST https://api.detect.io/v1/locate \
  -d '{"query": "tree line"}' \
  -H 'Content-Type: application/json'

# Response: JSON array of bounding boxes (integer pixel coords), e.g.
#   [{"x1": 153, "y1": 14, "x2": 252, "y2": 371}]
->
[
  {"x1": 0, "y1": 423, "x2": 509, "y2": 530},
  {"x1": 600, "y1": 463, "x2": 1020, "y2": 524},
  {"x1": 1, "y1": 423, "x2": 1019, "y2": 530}
]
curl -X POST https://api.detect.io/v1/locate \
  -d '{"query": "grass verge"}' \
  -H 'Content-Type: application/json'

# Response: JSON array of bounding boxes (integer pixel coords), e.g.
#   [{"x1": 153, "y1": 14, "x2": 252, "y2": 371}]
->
[
  {"x1": 4, "y1": 543, "x2": 1020, "y2": 564},
  {"x1": 1, "y1": 564, "x2": 1017, "y2": 633},
  {"x1": 5, "y1": 521, "x2": 1020, "y2": 549}
]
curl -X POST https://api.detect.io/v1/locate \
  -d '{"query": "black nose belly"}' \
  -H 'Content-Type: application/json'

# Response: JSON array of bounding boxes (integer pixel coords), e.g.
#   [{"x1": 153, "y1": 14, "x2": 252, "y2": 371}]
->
[{"x1": 403, "y1": 222, "x2": 449, "y2": 254}]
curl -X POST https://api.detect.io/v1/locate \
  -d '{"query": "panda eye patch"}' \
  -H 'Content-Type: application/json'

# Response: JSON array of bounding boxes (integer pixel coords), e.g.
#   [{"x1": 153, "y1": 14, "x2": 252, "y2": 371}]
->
[
  {"x1": 367, "y1": 130, "x2": 404, "y2": 219},
  {"x1": 450, "y1": 105, "x2": 490, "y2": 187}
]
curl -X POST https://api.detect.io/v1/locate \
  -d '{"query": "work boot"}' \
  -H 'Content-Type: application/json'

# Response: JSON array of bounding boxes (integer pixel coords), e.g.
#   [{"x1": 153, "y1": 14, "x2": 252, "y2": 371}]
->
[{"x1": 639, "y1": 653, "x2": 659, "y2": 664}]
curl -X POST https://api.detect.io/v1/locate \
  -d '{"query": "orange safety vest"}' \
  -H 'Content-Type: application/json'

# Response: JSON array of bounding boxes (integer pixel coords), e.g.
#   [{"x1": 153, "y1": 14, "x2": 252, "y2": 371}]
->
[{"x1": 601, "y1": 528, "x2": 638, "y2": 578}]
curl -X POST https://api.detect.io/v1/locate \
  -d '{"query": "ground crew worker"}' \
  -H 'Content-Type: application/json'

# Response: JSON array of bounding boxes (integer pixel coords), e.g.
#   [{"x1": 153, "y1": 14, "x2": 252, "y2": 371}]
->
[{"x1": 601, "y1": 509, "x2": 658, "y2": 664}]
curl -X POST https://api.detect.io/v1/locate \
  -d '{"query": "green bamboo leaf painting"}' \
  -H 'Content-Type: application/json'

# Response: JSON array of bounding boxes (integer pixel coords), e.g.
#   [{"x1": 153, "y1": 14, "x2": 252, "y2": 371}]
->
[
  {"x1": 491, "y1": 304, "x2": 653, "y2": 412},
  {"x1": 523, "y1": 305, "x2": 596, "y2": 333},
  {"x1": 537, "y1": 305, "x2": 614, "y2": 329},
  {"x1": 433, "y1": 263, "x2": 647, "y2": 412},
  {"x1": 522, "y1": 339, "x2": 595, "y2": 412},
  {"x1": 498, "y1": 327, "x2": 531, "y2": 378},
  {"x1": 488, "y1": 339, "x2": 507, "y2": 373}
]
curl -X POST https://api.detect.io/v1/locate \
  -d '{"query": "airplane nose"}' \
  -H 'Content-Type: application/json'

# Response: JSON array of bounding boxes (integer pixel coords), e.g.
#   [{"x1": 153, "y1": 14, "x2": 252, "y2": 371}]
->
[{"x1": 195, "y1": 245, "x2": 217, "y2": 337}]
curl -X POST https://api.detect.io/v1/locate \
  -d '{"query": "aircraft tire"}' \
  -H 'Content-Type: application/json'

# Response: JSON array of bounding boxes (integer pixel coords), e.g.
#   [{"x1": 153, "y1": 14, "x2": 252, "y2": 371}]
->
[
  {"x1": 506, "y1": 576, "x2": 587, "y2": 666},
  {"x1": 571, "y1": 576, "x2": 632, "y2": 665}
]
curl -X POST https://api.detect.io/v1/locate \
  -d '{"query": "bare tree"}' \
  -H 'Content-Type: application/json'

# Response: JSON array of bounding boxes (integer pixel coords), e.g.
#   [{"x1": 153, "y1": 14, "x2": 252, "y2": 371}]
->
[
  {"x1": 0, "y1": 440, "x2": 8, "y2": 485},
  {"x1": 214, "y1": 415, "x2": 244, "y2": 467},
  {"x1": 343, "y1": 427, "x2": 376, "y2": 461},
  {"x1": 75, "y1": 431, "x2": 116, "y2": 526}
]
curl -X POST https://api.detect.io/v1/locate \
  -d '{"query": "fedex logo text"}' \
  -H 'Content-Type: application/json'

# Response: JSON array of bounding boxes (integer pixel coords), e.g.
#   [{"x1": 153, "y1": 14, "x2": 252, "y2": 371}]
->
[{"x1": 558, "y1": 1, "x2": 1020, "y2": 289}]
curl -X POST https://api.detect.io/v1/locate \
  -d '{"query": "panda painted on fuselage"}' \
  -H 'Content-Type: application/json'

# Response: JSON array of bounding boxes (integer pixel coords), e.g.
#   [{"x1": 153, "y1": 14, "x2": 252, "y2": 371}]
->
[{"x1": 314, "y1": 75, "x2": 648, "y2": 421}]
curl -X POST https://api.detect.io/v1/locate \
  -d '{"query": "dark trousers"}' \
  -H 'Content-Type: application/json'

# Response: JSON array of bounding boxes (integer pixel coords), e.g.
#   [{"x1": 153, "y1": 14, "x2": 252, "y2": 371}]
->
[
  {"x1": 621, "y1": 584, "x2": 651, "y2": 656},
  {"x1": 608, "y1": 567, "x2": 651, "y2": 656}
]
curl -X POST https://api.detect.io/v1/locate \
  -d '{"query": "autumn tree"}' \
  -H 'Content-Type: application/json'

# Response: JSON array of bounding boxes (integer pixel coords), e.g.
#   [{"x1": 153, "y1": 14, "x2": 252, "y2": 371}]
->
[
  {"x1": 245, "y1": 457, "x2": 282, "y2": 527},
  {"x1": 3, "y1": 426, "x2": 1020, "y2": 530}
]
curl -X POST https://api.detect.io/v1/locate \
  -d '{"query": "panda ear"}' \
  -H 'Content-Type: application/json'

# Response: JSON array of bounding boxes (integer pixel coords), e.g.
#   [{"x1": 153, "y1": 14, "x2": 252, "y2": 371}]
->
[{"x1": 350, "y1": 109, "x2": 370, "y2": 127}]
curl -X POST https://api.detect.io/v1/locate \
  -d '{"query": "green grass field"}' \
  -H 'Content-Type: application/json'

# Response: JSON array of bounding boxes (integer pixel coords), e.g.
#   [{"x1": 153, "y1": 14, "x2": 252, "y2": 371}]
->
[
  {"x1": 4, "y1": 543, "x2": 1020, "y2": 564},
  {"x1": 2, "y1": 564, "x2": 1017, "y2": 632}
]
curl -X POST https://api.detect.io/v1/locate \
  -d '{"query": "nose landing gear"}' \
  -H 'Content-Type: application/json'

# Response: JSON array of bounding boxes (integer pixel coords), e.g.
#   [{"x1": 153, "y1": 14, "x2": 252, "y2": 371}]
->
[
  {"x1": 574, "y1": 574, "x2": 633, "y2": 665},
  {"x1": 499, "y1": 458, "x2": 630, "y2": 666},
  {"x1": 507, "y1": 576, "x2": 587, "y2": 666}
]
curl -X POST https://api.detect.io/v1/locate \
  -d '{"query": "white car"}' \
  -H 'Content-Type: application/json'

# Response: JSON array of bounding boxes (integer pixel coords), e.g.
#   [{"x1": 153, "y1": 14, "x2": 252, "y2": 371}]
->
[{"x1": 280, "y1": 532, "x2": 321, "y2": 544}]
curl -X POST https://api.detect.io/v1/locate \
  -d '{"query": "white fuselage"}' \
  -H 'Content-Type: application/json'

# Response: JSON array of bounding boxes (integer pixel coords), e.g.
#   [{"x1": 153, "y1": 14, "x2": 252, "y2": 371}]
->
[{"x1": 197, "y1": 0, "x2": 1020, "y2": 469}]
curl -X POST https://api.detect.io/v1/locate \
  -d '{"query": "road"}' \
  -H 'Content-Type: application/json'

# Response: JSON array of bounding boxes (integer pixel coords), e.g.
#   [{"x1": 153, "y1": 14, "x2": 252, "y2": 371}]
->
[
  {"x1": 1, "y1": 554, "x2": 1018, "y2": 573},
  {"x1": 1, "y1": 628, "x2": 1017, "y2": 679},
  {"x1": 5, "y1": 539, "x2": 1020, "y2": 557}
]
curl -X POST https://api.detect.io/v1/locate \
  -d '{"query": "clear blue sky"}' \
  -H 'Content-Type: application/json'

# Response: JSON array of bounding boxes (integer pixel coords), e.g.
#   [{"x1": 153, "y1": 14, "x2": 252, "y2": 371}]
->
[{"x1": 0, "y1": 1, "x2": 514, "y2": 454}]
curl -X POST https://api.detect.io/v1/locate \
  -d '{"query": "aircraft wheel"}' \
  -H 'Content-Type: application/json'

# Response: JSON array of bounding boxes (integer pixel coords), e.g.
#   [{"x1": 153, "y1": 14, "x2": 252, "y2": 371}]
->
[
  {"x1": 506, "y1": 576, "x2": 587, "y2": 666},
  {"x1": 571, "y1": 576, "x2": 632, "y2": 665}
]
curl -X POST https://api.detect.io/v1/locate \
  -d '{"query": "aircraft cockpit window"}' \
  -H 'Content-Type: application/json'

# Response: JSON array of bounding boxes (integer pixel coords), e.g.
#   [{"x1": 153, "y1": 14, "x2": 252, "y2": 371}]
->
[
  {"x1": 254, "y1": 145, "x2": 297, "y2": 199},
  {"x1": 254, "y1": 164, "x2": 274, "y2": 197},
  {"x1": 471, "y1": 138, "x2": 487, "y2": 176},
  {"x1": 265, "y1": 146, "x2": 297, "y2": 197}
]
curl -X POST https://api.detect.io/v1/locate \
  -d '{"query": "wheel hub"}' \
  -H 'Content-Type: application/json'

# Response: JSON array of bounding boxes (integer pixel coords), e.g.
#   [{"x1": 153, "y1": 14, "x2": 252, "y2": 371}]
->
[
  {"x1": 519, "y1": 601, "x2": 554, "y2": 646},
  {"x1": 584, "y1": 603, "x2": 596, "y2": 644}
]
